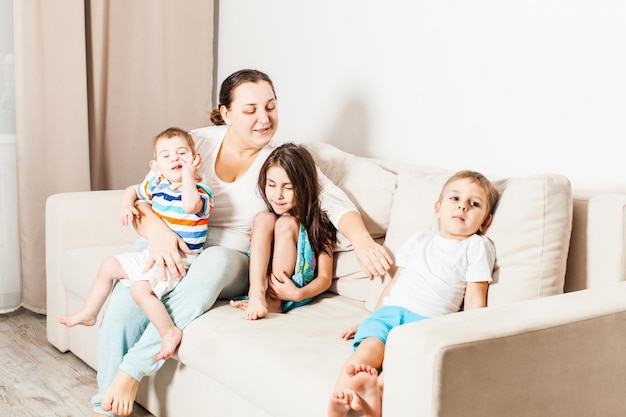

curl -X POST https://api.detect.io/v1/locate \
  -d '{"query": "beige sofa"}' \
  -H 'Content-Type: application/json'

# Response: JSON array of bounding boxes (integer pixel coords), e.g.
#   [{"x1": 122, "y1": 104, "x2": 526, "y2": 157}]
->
[{"x1": 46, "y1": 141, "x2": 626, "y2": 417}]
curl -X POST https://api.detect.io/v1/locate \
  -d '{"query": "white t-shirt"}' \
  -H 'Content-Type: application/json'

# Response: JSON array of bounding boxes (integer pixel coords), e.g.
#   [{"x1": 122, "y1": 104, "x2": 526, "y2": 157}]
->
[
  {"x1": 190, "y1": 125, "x2": 356, "y2": 253},
  {"x1": 383, "y1": 231, "x2": 495, "y2": 317}
]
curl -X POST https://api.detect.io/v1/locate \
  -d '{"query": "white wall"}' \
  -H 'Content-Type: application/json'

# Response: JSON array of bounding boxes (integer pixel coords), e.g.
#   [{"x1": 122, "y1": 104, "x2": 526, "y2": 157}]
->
[{"x1": 216, "y1": 1, "x2": 626, "y2": 193}]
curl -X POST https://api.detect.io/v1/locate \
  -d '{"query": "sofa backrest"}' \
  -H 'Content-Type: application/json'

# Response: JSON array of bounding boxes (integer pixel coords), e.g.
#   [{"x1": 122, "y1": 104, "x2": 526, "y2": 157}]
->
[{"x1": 304, "y1": 141, "x2": 573, "y2": 311}]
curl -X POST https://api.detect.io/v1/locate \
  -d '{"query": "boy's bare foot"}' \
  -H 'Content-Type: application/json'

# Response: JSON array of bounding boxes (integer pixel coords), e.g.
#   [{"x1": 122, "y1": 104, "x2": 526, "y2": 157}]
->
[
  {"x1": 328, "y1": 389, "x2": 354, "y2": 417},
  {"x1": 58, "y1": 311, "x2": 97, "y2": 327},
  {"x1": 101, "y1": 370, "x2": 139, "y2": 416},
  {"x1": 348, "y1": 364, "x2": 382, "y2": 417},
  {"x1": 153, "y1": 326, "x2": 183, "y2": 361}
]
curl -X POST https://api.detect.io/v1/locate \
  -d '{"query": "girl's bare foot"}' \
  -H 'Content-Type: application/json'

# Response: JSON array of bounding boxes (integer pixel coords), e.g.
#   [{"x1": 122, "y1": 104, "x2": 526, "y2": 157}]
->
[
  {"x1": 58, "y1": 311, "x2": 97, "y2": 327},
  {"x1": 153, "y1": 326, "x2": 183, "y2": 361},
  {"x1": 243, "y1": 293, "x2": 269, "y2": 320},
  {"x1": 348, "y1": 364, "x2": 382, "y2": 417},
  {"x1": 101, "y1": 370, "x2": 139, "y2": 416},
  {"x1": 229, "y1": 294, "x2": 270, "y2": 320}
]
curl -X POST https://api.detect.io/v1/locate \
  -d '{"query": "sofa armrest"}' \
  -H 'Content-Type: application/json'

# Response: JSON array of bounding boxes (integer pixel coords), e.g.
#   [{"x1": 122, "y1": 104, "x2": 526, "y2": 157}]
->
[
  {"x1": 587, "y1": 193, "x2": 626, "y2": 287},
  {"x1": 382, "y1": 282, "x2": 626, "y2": 417},
  {"x1": 46, "y1": 190, "x2": 137, "y2": 351}
]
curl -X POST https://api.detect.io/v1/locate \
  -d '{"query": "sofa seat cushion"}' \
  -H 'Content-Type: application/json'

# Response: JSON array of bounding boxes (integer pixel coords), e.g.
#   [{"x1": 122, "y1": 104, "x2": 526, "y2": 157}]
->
[
  {"x1": 178, "y1": 295, "x2": 369, "y2": 417},
  {"x1": 62, "y1": 246, "x2": 132, "y2": 299}
]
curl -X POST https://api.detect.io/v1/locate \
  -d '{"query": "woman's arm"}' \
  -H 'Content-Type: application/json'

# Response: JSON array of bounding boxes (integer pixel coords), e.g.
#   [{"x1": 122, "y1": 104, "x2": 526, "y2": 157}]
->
[
  {"x1": 337, "y1": 211, "x2": 393, "y2": 279},
  {"x1": 134, "y1": 202, "x2": 191, "y2": 280},
  {"x1": 317, "y1": 169, "x2": 393, "y2": 279}
]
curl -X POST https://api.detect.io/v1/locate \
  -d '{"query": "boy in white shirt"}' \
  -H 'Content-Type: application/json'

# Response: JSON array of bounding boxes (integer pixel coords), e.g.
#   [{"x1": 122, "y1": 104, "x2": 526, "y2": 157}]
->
[{"x1": 328, "y1": 170, "x2": 500, "y2": 417}]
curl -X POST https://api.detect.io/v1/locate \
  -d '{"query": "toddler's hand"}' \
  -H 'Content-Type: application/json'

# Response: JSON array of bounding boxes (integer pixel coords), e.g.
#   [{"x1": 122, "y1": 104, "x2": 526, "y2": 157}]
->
[
  {"x1": 181, "y1": 153, "x2": 202, "y2": 181},
  {"x1": 120, "y1": 206, "x2": 139, "y2": 226}
]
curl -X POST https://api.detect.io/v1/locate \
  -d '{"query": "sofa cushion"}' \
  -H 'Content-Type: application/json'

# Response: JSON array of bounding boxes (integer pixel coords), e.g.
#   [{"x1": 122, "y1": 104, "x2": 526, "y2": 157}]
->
[
  {"x1": 303, "y1": 142, "x2": 397, "y2": 301},
  {"x1": 376, "y1": 168, "x2": 573, "y2": 310},
  {"x1": 178, "y1": 296, "x2": 370, "y2": 417},
  {"x1": 303, "y1": 141, "x2": 397, "y2": 246}
]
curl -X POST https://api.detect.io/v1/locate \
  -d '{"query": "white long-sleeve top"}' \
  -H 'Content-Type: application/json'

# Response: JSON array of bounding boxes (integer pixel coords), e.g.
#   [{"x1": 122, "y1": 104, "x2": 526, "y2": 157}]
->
[{"x1": 191, "y1": 125, "x2": 356, "y2": 253}]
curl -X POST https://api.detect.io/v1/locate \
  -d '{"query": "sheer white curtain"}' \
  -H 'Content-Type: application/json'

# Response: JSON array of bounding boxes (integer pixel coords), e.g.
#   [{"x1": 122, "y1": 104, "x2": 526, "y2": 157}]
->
[{"x1": 0, "y1": 0, "x2": 21, "y2": 313}]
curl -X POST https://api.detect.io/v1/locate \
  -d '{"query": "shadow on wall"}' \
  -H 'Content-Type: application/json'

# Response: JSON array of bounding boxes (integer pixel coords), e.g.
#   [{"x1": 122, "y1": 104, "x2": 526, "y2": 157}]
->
[{"x1": 324, "y1": 97, "x2": 372, "y2": 158}]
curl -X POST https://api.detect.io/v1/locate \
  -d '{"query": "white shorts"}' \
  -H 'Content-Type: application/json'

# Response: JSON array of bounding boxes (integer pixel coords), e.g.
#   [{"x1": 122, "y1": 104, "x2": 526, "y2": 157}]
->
[{"x1": 115, "y1": 249, "x2": 198, "y2": 298}]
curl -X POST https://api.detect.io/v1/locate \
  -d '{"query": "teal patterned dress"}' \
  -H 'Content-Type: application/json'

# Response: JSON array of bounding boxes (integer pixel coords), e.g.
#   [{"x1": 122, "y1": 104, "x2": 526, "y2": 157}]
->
[{"x1": 282, "y1": 223, "x2": 318, "y2": 312}]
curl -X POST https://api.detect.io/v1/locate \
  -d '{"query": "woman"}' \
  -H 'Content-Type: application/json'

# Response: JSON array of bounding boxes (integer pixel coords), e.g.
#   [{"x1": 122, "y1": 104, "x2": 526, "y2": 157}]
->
[{"x1": 93, "y1": 69, "x2": 393, "y2": 417}]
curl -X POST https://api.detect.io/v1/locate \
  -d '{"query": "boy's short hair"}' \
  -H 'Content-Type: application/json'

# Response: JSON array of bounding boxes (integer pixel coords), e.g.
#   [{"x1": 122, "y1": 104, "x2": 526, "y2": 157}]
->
[
  {"x1": 439, "y1": 170, "x2": 500, "y2": 216},
  {"x1": 153, "y1": 127, "x2": 195, "y2": 156}
]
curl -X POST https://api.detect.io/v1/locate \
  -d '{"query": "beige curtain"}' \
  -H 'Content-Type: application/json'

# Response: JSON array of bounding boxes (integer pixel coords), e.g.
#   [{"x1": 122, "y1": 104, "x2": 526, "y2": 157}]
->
[{"x1": 13, "y1": 0, "x2": 214, "y2": 313}]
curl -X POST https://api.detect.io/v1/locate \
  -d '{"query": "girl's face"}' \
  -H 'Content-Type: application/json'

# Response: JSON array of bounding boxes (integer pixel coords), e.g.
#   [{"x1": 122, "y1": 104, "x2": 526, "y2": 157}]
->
[
  {"x1": 221, "y1": 81, "x2": 278, "y2": 149},
  {"x1": 264, "y1": 165, "x2": 294, "y2": 215}
]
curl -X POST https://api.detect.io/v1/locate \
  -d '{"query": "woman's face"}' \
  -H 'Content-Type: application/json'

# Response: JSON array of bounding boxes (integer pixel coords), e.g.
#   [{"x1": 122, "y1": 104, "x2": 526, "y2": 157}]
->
[{"x1": 221, "y1": 81, "x2": 278, "y2": 148}]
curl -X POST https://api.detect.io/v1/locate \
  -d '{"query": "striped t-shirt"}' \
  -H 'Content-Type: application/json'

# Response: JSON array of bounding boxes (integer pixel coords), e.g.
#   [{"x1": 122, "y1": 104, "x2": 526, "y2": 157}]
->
[{"x1": 137, "y1": 170, "x2": 213, "y2": 254}]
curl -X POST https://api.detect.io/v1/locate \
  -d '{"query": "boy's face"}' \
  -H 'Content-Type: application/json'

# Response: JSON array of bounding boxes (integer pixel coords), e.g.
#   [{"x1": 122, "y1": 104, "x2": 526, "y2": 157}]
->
[
  {"x1": 434, "y1": 178, "x2": 493, "y2": 240},
  {"x1": 150, "y1": 135, "x2": 194, "y2": 184}
]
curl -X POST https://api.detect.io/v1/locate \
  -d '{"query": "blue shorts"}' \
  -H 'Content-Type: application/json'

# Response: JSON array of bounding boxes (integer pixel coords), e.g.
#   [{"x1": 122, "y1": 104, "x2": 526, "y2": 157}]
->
[{"x1": 353, "y1": 305, "x2": 429, "y2": 350}]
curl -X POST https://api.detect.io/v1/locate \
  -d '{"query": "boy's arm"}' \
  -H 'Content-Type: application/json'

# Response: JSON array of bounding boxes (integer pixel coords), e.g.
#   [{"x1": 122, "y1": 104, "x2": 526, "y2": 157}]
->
[
  {"x1": 120, "y1": 185, "x2": 140, "y2": 226},
  {"x1": 181, "y1": 154, "x2": 205, "y2": 214},
  {"x1": 464, "y1": 281, "x2": 489, "y2": 310},
  {"x1": 181, "y1": 178, "x2": 204, "y2": 214},
  {"x1": 374, "y1": 266, "x2": 403, "y2": 309}
]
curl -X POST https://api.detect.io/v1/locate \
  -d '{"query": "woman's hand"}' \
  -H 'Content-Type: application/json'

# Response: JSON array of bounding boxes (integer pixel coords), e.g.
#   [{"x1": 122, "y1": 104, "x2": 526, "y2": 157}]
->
[
  {"x1": 352, "y1": 236, "x2": 393, "y2": 279},
  {"x1": 135, "y1": 203, "x2": 192, "y2": 280},
  {"x1": 144, "y1": 232, "x2": 190, "y2": 281},
  {"x1": 340, "y1": 324, "x2": 359, "y2": 340},
  {"x1": 337, "y1": 212, "x2": 393, "y2": 279}
]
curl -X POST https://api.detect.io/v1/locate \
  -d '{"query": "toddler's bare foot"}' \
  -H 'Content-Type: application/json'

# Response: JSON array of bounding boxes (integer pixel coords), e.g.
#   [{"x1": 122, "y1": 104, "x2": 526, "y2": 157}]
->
[
  {"x1": 58, "y1": 311, "x2": 97, "y2": 327},
  {"x1": 153, "y1": 326, "x2": 183, "y2": 361},
  {"x1": 348, "y1": 364, "x2": 382, "y2": 417},
  {"x1": 101, "y1": 370, "x2": 139, "y2": 416}
]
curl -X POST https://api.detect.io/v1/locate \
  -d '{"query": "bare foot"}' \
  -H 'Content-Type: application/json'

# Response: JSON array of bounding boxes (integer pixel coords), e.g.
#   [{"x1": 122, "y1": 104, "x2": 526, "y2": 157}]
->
[
  {"x1": 328, "y1": 389, "x2": 353, "y2": 417},
  {"x1": 101, "y1": 370, "x2": 139, "y2": 416},
  {"x1": 153, "y1": 327, "x2": 183, "y2": 361},
  {"x1": 348, "y1": 364, "x2": 382, "y2": 417},
  {"x1": 243, "y1": 293, "x2": 269, "y2": 320},
  {"x1": 229, "y1": 299, "x2": 249, "y2": 311},
  {"x1": 91, "y1": 413, "x2": 108, "y2": 417},
  {"x1": 58, "y1": 311, "x2": 97, "y2": 327},
  {"x1": 229, "y1": 294, "x2": 270, "y2": 320}
]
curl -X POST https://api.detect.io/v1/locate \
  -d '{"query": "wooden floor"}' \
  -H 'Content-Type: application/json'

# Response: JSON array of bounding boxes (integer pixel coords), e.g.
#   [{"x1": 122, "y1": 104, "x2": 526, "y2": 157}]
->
[{"x1": 0, "y1": 308, "x2": 154, "y2": 417}]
